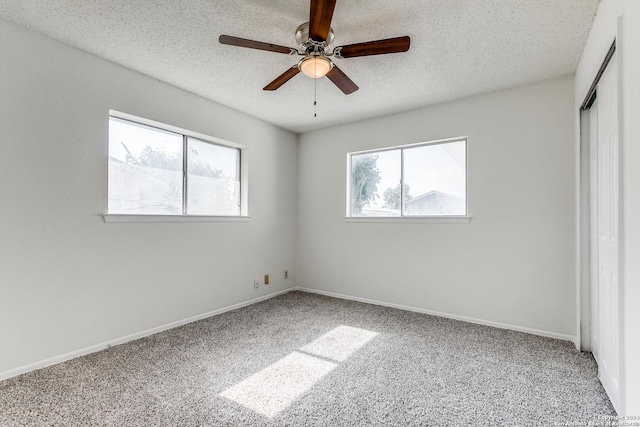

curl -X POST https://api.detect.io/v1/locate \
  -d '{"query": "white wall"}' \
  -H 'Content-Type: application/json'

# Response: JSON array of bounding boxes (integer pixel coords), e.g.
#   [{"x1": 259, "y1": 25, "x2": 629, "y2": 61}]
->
[
  {"x1": 0, "y1": 19, "x2": 298, "y2": 377},
  {"x1": 297, "y1": 77, "x2": 576, "y2": 339},
  {"x1": 574, "y1": 0, "x2": 640, "y2": 415}
]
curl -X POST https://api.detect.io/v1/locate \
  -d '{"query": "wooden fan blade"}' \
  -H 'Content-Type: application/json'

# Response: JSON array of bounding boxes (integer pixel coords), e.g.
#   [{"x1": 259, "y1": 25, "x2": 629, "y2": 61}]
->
[
  {"x1": 263, "y1": 66, "x2": 301, "y2": 91},
  {"x1": 326, "y1": 66, "x2": 358, "y2": 95},
  {"x1": 219, "y1": 35, "x2": 293, "y2": 54},
  {"x1": 309, "y1": 0, "x2": 336, "y2": 41},
  {"x1": 336, "y1": 36, "x2": 410, "y2": 58}
]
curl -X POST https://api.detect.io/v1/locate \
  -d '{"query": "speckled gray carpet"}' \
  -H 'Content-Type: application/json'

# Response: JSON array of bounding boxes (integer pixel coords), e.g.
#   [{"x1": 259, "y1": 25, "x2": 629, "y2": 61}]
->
[{"x1": 0, "y1": 291, "x2": 615, "y2": 426}]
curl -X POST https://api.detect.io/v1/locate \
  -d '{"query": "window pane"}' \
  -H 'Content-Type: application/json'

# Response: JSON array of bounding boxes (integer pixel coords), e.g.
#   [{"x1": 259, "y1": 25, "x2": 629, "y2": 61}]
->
[
  {"x1": 187, "y1": 138, "x2": 240, "y2": 215},
  {"x1": 108, "y1": 117, "x2": 183, "y2": 214},
  {"x1": 403, "y1": 140, "x2": 466, "y2": 215},
  {"x1": 351, "y1": 150, "x2": 401, "y2": 216}
]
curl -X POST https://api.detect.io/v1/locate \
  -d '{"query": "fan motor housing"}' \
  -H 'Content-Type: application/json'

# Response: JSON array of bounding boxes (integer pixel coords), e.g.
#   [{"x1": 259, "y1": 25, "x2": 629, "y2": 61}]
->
[{"x1": 295, "y1": 22, "x2": 334, "y2": 52}]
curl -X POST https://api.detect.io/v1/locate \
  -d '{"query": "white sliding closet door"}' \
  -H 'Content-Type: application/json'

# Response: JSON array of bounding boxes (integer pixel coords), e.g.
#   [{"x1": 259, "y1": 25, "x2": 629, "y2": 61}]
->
[
  {"x1": 591, "y1": 53, "x2": 620, "y2": 412},
  {"x1": 589, "y1": 101, "x2": 599, "y2": 362}
]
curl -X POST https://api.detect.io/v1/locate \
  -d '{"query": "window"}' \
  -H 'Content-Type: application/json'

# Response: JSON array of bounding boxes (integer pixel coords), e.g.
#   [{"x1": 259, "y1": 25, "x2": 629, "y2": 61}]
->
[
  {"x1": 348, "y1": 138, "x2": 467, "y2": 217},
  {"x1": 108, "y1": 115, "x2": 242, "y2": 216}
]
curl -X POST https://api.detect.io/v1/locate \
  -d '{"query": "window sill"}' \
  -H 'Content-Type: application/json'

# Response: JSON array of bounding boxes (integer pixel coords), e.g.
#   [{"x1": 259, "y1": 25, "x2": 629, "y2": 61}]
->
[
  {"x1": 103, "y1": 214, "x2": 250, "y2": 223},
  {"x1": 344, "y1": 216, "x2": 471, "y2": 224}
]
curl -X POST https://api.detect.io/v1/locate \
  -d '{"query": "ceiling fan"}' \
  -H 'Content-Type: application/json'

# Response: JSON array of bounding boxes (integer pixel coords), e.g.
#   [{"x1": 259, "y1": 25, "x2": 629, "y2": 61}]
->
[{"x1": 219, "y1": 0, "x2": 410, "y2": 95}]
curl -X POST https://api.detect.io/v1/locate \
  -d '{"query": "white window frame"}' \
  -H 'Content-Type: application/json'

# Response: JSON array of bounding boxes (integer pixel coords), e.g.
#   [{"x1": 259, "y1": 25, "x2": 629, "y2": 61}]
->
[
  {"x1": 345, "y1": 136, "x2": 470, "y2": 223},
  {"x1": 104, "y1": 110, "x2": 249, "y2": 223}
]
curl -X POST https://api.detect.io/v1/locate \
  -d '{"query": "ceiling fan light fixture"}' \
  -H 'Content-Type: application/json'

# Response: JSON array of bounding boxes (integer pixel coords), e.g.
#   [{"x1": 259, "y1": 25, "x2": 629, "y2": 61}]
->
[
  {"x1": 299, "y1": 56, "x2": 333, "y2": 79},
  {"x1": 219, "y1": 0, "x2": 410, "y2": 94}
]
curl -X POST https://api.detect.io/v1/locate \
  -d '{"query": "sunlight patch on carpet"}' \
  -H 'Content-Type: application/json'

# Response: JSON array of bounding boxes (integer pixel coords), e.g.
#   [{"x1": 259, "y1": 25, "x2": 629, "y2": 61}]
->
[
  {"x1": 300, "y1": 325, "x2": 379, "y2": 362},
  {"x1": 219, "y1": 325, "x2": 378, "y2": 417},
  {"x1": 219, "y1": 352, "x2": 336, "y2": 418}
]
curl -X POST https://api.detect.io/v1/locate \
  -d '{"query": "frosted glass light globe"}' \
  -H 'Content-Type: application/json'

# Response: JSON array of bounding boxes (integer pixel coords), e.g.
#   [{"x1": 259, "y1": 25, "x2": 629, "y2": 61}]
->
[{"x1": 299, "y1": 56, "x2": 332, "y2": 78}]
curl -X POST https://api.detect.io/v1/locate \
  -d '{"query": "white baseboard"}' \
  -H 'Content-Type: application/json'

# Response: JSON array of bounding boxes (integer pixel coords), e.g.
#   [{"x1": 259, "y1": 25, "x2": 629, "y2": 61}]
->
[
  {"x1": 293, "y1": 287, "x2": 577, "y2": 343},
  {"x1": 0, "y1": 288, "x2": 293, "y2": 382}
]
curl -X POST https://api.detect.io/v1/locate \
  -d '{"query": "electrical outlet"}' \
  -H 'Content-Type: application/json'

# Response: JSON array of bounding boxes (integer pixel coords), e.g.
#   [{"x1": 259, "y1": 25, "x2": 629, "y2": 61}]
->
[
  {"x1": 254, "y1": 279, "x2": 260, "y2": 289},
  {"x1": 284, "y1": 270, "x2": 288, "y2": 280},
  {"x1": 264, "y1": 274, "x2": 269, "y2": 285}
]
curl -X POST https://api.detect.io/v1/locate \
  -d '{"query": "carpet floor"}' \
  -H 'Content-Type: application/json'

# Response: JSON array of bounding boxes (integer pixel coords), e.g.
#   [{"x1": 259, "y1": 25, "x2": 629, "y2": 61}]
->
[{"x1": 0, "y1": 291, "x2": 615, "y2": 426}]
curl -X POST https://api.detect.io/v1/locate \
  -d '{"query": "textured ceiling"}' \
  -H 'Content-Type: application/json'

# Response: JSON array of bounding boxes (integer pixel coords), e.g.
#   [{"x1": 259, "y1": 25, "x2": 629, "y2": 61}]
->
[{"x1": 0, "y1": 0, "x2": 600, "y2": 133}]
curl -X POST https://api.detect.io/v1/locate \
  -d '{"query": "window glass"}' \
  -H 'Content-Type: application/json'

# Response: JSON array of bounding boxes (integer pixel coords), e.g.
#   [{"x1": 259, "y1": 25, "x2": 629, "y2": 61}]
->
[
  {"x1": 108, "y1": 117, "x2": 183, "y2": 214},
  {"x1": 403, "y1": 140, "x2": 466, "y2": 215},
  {"x1": 351, "y1": 150, "x2": 400, "y2": 217},
  {"x1": 187, "y1": 138, "x2": 240, "y2": 215}
]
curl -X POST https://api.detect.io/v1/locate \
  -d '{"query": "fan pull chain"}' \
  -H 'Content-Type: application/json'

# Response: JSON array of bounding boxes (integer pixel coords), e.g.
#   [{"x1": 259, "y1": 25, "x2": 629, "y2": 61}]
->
[{"x1": 314, "y1": 61, "x2": 317, "y2": 118}]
